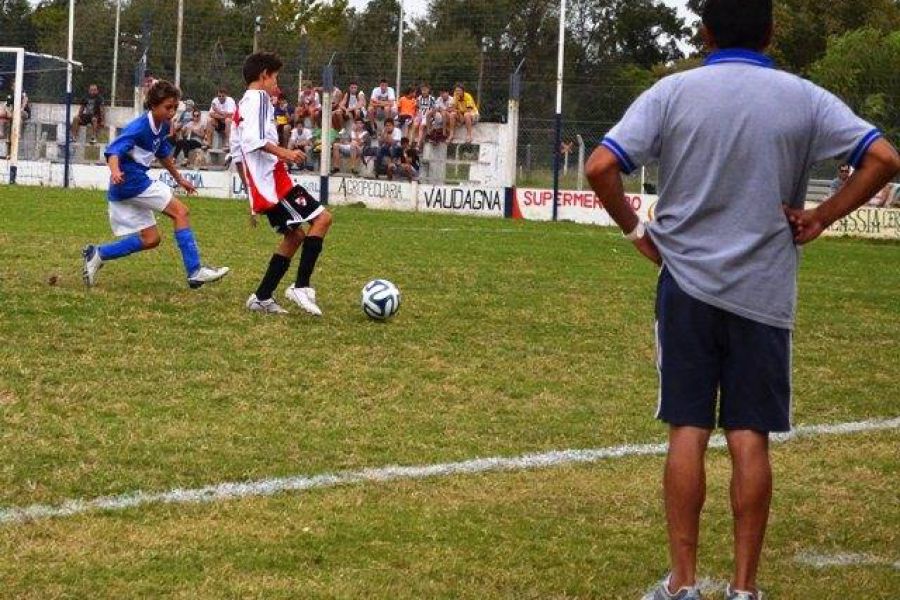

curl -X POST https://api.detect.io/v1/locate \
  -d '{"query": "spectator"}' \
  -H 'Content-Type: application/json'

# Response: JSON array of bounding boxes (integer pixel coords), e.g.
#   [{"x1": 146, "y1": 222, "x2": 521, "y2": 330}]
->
[
  {"x1": 375, "y1": 117, "x2": 401, "y2": 178},
  {"x1": 328, "y1": 89, "x2": 344, "y2": 130},
  {"x1": 396, "y1": 86, "x2": 417, "y2": 136},
  {"x1": 368, "y1": 78, "x2": 396, "y2": 129},
  {"x1": 175, "y1": 99, "x2": 196, "y2": 130},
  {"x1": 141, "y1": 71, "x2": 158, "y2": 98},
  {"x1": 295, "y1": 82, "x2": 322, "y2": 127},
  {"x1": 331, "y1": 117, "x2": 369, "y2": 175},
  {"x1": 0, "y1": 91, "x2": 29, "y2": 138},
  {"x1": 172, "y1": 108, "x2": 207, "y2": 167},
  {"x1": 288, "y1": 122, "x2": 315, "y2": 170},
  {"x1": 338, "y1": 81, "x2": 367, "y2": 125},
  {"x1": 205, "y1": 87, "x2": 236, "y2": 146},
  {"x1": 429, "y1": 88, "x2": 453, "y2": 143},
  {"x1": 72, "y1": 83, "x2": 105, "y2": 144},
  {"x1": 830, "y1": 163, "x2": 851, "y2": 195},
  {"x1": 273, "y1": 94, "x2": 294, "y2": 147},
  {"x1": 412, "y1": 82, "x2": 436, "y2": 147},
  {"x1": 448, "y1": 83, "x2": 479, "y2": 143},
  {"x1": 0, "y1": 96, "x2": 10, "y2": 139},
  {"x1": 388, "y1": 136, "x2": 419, "y2": 181},
  {"x1": 871, "y1": 182, "x2": 899, "y2": 207}
]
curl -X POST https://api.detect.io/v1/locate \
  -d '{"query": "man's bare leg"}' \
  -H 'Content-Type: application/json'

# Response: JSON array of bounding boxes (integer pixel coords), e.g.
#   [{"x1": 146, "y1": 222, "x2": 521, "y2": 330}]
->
[
  {"x1": 665, "y1": 425, "x2": 712, "y2": 591},
  {"x1": 726, "y1": 429, "x2": 771, "y2": 594}
]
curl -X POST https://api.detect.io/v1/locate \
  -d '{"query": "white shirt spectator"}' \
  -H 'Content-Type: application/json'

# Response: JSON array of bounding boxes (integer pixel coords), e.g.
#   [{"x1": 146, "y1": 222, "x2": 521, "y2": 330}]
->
[
  {"x1": 371, "y1": 86, "x2": 396, "y2": 105},
  {"x1": 211, "y1": 95, "x2": 237, "y2": 117}
]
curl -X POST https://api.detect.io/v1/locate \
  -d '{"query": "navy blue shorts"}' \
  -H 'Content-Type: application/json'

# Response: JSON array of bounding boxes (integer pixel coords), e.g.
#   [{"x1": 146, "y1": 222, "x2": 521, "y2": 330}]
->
[{"x1": 655, "y1": 267, "x2": 792, "y2": 433}]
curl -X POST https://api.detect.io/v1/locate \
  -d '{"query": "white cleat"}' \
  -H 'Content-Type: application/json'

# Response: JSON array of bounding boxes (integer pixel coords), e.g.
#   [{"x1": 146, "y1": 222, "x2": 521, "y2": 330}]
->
[
  {"x1": 285, "y1": 284, "x2": 323, "y2": 316},
  {"x1": 188, "y1": 265, "x2": 230, "y2": 289},
  {"x1": 82, "y1": 244, "x2": 104, "y2": 287},
  {"x1": 246, "y1": 293, "x2": 289, "y2": 314}
]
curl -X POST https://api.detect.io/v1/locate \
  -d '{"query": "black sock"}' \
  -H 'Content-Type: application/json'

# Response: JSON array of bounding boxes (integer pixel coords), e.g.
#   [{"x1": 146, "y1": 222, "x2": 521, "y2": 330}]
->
[
  {"x1": 256, "y1": 253, "x2": 291, "y2": 300},
  {"x1": 296, "y1": 236, "x2": 323, "y2": 288}
]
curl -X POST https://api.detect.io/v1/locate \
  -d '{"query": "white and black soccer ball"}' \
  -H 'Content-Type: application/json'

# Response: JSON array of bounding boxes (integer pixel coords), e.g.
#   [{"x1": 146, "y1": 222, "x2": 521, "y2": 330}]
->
[{"x1": 361, "y1": 279, "x2": 401, "y2": 321}]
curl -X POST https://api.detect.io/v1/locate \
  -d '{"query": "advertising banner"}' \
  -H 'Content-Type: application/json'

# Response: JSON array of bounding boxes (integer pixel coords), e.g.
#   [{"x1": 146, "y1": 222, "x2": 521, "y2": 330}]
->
[
  {"x1": 513, "y1": 188, "x2": 656, "y2": 226},
  {"x1": 418, "y1": 184, "x2": 505, "y2": 217},
  {"x1": 328, "y1": 176, "x2": 416, "y2": 211},
  {"x1": 809, "y1": 202, "x2": 900, "y2": 240}
]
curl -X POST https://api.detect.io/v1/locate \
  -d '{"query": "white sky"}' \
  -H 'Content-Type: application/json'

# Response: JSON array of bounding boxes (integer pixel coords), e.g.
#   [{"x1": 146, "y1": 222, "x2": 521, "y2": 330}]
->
[{"x1": 348, "y1": 0, "x2": 694, "y2": 21}]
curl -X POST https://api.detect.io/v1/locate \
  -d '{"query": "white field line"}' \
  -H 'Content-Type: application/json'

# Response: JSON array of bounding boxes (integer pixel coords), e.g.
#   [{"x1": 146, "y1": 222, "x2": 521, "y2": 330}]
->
[
  {"x1": 796, "y1": 551, "x2": 900, "y2": 570},
  {"x1": 0, "y1": 417, "x2": 897, "y2": 527}
]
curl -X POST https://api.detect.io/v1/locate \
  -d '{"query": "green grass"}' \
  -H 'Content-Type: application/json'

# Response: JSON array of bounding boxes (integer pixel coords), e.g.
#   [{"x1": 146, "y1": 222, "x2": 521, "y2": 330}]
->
[
  {"x1": 516, "y1": 168, "x2": 645, "y2": 193},
  {"x1": 0, "y1": 187, "x2": 897, "y2": 598}
]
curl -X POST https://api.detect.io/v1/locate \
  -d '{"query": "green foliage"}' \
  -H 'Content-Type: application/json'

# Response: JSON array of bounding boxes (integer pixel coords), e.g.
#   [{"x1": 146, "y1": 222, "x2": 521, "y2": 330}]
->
[{"x1": 810, "y1": 27, "x2": 900, "y2": 143}]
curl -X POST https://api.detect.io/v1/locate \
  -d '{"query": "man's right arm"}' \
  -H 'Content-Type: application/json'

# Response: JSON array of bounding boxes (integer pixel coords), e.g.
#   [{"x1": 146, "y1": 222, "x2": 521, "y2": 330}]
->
[{"x1": 787, "y1": 139, "x2": 900, "y2": 243}]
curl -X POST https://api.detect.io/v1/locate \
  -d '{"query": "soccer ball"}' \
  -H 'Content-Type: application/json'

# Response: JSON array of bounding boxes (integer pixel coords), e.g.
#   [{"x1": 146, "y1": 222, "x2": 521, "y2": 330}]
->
[{"x1": 361, "y1": 279, "x2": 401, "y2": 321}]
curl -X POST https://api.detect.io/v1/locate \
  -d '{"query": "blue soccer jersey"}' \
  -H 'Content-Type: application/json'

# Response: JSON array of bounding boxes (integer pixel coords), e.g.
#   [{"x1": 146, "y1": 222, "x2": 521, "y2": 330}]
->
[{"x1": 104, "y1": 112, "x2": 174, "y2": 201}]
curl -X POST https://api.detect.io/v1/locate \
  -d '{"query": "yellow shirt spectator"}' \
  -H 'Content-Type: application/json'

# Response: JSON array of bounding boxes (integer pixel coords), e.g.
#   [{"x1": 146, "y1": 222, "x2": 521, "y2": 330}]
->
[{"x1": 454, "y1": 91, "x2": 479, "y2": 114}]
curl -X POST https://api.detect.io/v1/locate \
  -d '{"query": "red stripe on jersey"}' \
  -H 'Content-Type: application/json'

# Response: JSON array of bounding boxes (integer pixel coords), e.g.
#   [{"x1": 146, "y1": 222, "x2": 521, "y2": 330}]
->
[
  {"x1": 243, "y1": 159, "x2": 295, "y2": 213},
  {"x1": 274, "y1": 160, "x2": 294, "y2": 199}
]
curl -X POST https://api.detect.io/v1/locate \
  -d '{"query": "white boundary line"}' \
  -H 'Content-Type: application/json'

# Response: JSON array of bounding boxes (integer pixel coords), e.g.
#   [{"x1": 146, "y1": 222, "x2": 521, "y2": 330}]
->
[
  {"x1": 0, "y1": 417, "x2": 897, "y2": 526},
  {"x1": 795, "y1": 551, "x2": 900, "y2": 570}
]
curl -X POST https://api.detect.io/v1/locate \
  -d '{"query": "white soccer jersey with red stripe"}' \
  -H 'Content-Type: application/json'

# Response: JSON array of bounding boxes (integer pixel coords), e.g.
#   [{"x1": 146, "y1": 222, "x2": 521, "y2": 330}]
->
[{"x1": 236, "y1": 89, "x2": 293, "y2": 213}]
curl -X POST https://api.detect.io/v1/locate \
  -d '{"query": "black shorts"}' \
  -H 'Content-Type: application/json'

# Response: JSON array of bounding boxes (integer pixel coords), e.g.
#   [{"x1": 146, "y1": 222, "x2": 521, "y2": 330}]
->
[
  {"x1": 655, "y1": 267, "x2": 791, "y2": 433},
  {"x1": 213, "y1": 118, "x2": 227, "y2": 132},
  {"x1": 78, "y1": 113, "x2": 94, "y2": 126},
  {"x1": 264, "y1": 185, "x2": 324, "y2": 234},
  {"x1": 397, "y1": 114, "x2": 413, "y2": 128}
]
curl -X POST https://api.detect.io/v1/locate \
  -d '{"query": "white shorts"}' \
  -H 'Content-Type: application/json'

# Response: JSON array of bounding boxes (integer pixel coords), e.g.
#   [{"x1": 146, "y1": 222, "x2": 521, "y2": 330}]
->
[{"x1": 108, "y1": 180, "x2": 173, "y2": 236}]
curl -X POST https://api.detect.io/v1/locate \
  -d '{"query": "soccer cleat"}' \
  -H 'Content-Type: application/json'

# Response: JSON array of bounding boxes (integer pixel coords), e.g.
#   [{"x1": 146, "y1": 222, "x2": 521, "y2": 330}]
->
[
  {"x1": 642, "y1": 574, "x2": 703, "y2": 600},
  {"x1": 188, "y1": 265, "x2": 230, "y2": 289},
  {"x1": 82, "y1": 244, "x2": 104, "y2": 287},
  {"x1": 725, "y1": 585, "x2": 763, "y2": 600},
  {"x1": 246, "y1": 294, "x2": 289, "y2": 314},
  {"x1": 285, "y1": 284, "x2": 323, "y2": 316}
]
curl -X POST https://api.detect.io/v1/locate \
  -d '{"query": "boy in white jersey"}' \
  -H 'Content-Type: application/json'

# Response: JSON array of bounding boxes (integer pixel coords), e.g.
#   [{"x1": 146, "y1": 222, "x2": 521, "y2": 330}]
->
[
  {"x1": 411, "y1": 82, "x2": 436, "y2": 147},
  {"x1": 237, "y1": 52, "x2": 334, "y2": 316}
]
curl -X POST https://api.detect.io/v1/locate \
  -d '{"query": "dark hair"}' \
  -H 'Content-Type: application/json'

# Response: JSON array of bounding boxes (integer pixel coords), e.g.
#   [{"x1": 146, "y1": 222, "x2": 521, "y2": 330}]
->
[
  {"x1": 384, "y1": 118, "x2": 394, "y2": 126},
  {"x1": 379, "y1": 78, "x2": 388, "y2": 84},
  {"x1": 702, "y1": 0, "x2": 773, "y2": 50},
  {"x1": 144, "y1": 80, "x2": 181, "y2": 110},
  {"x1": 400, "y1": 136, "x2": 409, "y2": 144},
  {"x1": 243, "y1": 52, "x2": 283, "y2": 84}
]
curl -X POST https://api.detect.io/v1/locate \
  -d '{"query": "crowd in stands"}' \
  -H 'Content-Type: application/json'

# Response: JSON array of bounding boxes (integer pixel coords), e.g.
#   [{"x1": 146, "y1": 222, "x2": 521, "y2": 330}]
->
[{"x1": 127, "y1": 76, "x2": 481, "y2": 180}]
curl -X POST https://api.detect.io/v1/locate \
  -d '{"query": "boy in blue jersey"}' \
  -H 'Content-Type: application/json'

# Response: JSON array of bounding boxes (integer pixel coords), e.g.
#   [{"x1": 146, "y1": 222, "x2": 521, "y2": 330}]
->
[{"x1": 82, "y1": 81, "x2": 229, "y2": 289}]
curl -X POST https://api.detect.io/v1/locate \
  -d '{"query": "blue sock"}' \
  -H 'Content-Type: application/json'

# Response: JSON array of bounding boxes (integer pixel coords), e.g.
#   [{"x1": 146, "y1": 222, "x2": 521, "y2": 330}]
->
[
  {"x1": 174, "y1": 227, "x2": 202, "y2": 276},
  {"x1": 98, "y1": 234, "x2": 144, "y2": 261}
]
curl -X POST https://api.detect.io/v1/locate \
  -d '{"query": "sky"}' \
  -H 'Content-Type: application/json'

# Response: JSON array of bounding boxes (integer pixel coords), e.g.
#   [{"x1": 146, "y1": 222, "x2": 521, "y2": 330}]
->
[{"x1": 347, "y1": 0, "x2": 694, "y2": 22}]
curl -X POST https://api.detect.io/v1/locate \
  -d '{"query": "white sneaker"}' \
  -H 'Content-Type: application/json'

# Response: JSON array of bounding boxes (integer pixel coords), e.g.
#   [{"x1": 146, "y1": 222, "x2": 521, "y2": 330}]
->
[
  {"x1": 285, "y1": 284, "x2": 323, "y2": 316},
  {"x1": 246, "y1": 293, "x2": 289, "y2": 314},
  {"x1": 82, "y1": 244, "x2": 104, "y2": 287},
  {"x1": 188, "y1": 265, "x2": 230, "y2": 289}
]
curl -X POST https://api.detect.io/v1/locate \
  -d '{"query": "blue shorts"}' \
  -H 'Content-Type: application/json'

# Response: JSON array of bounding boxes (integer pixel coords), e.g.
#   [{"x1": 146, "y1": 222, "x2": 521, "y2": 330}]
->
[{"x1": 655, "y1": 267, "x2": 792, "y2": 433}]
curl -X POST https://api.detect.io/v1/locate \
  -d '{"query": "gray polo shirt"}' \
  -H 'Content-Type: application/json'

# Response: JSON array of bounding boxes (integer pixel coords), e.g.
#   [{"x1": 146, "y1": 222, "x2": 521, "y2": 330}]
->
[{"x1": 603, "y1": 49, "x2": 881, "y2": 329}]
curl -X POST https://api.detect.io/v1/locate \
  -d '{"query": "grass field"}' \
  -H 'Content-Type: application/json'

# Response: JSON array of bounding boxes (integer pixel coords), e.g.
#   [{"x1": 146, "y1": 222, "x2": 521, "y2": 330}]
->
[{"x1": 0, "y1": 187, "x2": 897, "y2": 598}]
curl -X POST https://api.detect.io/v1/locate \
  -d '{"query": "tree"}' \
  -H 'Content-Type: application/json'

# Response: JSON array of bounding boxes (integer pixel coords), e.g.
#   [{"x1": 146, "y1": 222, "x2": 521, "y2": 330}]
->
[
  {"x1": 810, "y1": 27, "x2": 900, "y2": 142},
  {"x1": 686, "y1": 0, "x2": 900, "y2": 73}
]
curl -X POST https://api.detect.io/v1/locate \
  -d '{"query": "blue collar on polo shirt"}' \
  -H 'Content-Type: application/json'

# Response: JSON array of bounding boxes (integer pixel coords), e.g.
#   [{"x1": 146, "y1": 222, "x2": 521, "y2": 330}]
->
[{"x1": 704, "y1": 48, "x2": 775, "y2": 68}]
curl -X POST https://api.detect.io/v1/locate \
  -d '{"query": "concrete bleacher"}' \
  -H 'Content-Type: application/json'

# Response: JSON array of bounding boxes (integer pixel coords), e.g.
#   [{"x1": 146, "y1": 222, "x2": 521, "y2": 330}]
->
[{"x1": 806, "y1": 179, "x2": 833, "y2": 203}]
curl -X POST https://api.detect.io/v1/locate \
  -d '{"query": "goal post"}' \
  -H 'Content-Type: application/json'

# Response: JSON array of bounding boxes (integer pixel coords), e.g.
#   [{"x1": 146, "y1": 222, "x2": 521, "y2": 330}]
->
[{"x1": 0, "y1": 47, "x2": 25, "y2": 184}]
